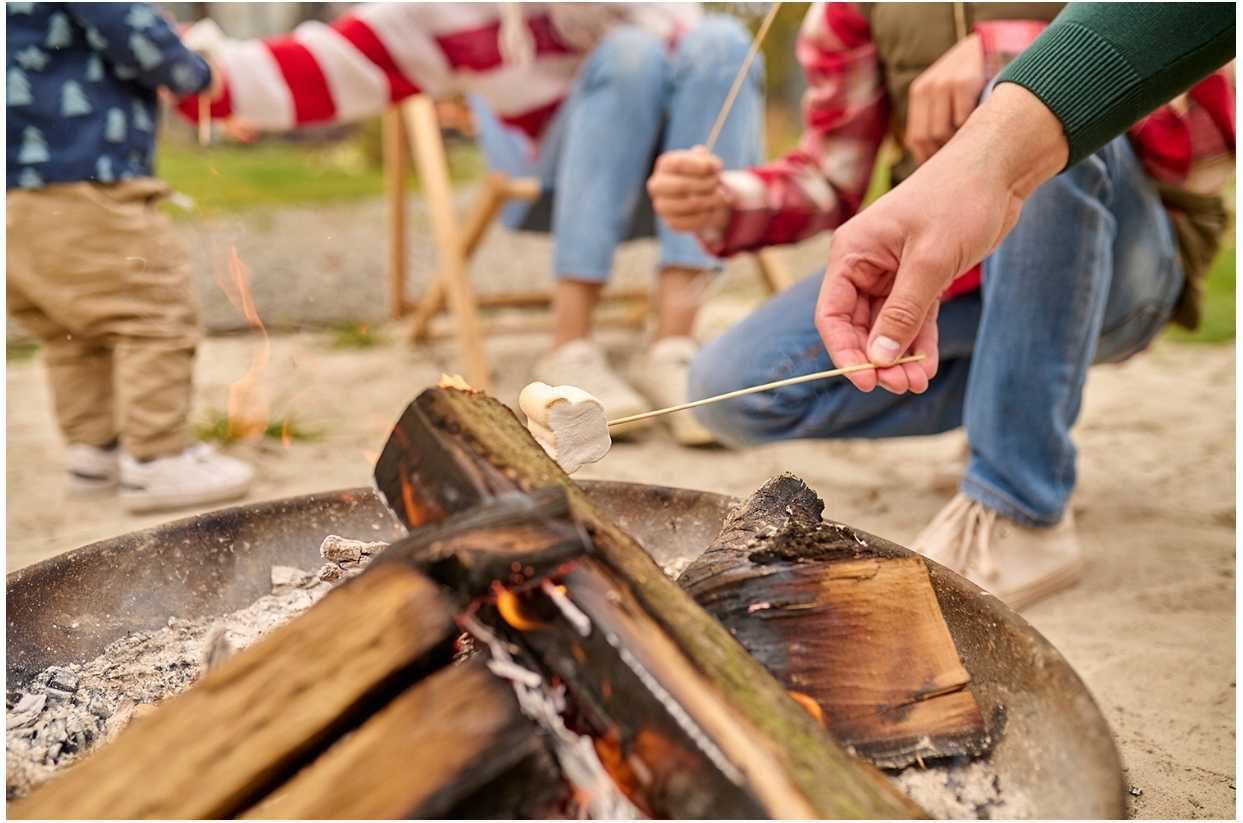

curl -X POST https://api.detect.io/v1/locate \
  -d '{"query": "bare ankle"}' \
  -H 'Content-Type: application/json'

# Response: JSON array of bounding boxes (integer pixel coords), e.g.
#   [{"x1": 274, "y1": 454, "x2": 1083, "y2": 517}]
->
[{"x1": 656, "y1": 266, "x2": 711, "y2": 339}]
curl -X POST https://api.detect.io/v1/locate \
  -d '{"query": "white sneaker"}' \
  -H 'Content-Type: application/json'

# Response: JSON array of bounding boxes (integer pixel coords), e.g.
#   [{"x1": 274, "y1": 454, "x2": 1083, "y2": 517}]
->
[
  {"x1": 120, "y1": 443, "x2": 254, "y2": 514},
  {"x1": 532, "y1": 339, "x2": 650, "y2": 438},
  {"x1": 910, "y1": 492, "x2": 1085, "y2": 611},
  {"x1": 629, "y1": 336, "x2": 717, "y2": 447},
  {"x1": 67, "y1": 443, "x2": 120, "y2": 495}
]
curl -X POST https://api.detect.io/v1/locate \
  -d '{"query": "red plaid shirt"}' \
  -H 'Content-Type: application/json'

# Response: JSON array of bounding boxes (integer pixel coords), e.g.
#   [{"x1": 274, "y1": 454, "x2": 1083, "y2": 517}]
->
[{"x1": 707, "y1": 3, "x2": 1236, "y2": 300}]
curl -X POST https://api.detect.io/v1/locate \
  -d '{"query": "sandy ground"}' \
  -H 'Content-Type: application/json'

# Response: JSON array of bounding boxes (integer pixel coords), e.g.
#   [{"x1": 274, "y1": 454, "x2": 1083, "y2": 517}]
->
[
  {"x1": 5, "y1": 189, "x2": 1235, "y2": 815},
  {"x1": 6, "y1": 318, "x2": 1234, "y2": 818}
]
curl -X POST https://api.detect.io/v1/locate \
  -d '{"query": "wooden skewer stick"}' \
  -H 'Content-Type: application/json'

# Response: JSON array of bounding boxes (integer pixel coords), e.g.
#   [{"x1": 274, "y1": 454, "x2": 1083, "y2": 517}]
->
[
  {"x1": 704, "y1": 2, "x2": 782, "y2": 153},
  {"x1": 608, "y1": 354, "x2": 926, "y2": 428},
  {"x1": 198, "y1": 95, "x2": 211, "y2": 147}
]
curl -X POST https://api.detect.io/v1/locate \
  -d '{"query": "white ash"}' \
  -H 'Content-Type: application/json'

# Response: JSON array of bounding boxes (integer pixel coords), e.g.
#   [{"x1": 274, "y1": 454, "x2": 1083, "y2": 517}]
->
[
  {"x1": 659, "y1": 555, "x2": 694, "y2": 579},
  {"x1": 889, "y1": 755, "x2": 1020, "y2": 819},
  {"x1": 5, "y1": 534, "x2": 387, "y2": 801}
]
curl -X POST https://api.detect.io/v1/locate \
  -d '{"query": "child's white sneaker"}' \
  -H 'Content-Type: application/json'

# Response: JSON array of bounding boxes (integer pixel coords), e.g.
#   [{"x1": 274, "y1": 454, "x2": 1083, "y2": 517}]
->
[
  {"x1": 120, "y1": 443, "x2": 253, "y2": 514},
  {"x1": 67, "y1": 443, "x2": 120, "y2": 495}
]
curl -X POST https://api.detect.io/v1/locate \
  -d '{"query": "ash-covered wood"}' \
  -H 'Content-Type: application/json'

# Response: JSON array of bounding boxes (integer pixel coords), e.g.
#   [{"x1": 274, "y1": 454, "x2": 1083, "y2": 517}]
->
[
  {"x1": 374, "y1": 386, "x2": 922, "y2": 819},
  {"x1": 8, "y1": 564, "x2": 458, "y2": 820},
  {"x1": 680, "y1": 474, "x2": 992, "y2": 768}
]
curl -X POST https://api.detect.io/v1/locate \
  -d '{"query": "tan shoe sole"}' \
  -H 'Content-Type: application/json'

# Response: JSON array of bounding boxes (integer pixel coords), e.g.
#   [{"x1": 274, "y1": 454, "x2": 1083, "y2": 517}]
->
[{"x1": 998, "y1": 555, "x2": 1086, "y2": 612}]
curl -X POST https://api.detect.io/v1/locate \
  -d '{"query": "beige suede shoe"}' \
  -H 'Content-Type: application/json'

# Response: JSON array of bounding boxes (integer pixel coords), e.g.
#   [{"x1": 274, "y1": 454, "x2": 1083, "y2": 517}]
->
[
  {"x1": 629, "y1": 336, "x2": 717, "y2": 447},
  {"x1": 910, "y1": 493, "x2": 1085, "y2": 611}
]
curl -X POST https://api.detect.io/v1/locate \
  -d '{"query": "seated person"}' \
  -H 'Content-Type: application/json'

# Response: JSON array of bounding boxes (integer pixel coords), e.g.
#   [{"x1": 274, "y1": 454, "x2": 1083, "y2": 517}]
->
[
  {"x1": 647, "y1": 2, "x2": 1234, "y2": 608},
  {"x1": 178, "y1": 3, "x2": 765, "y2": 444}
]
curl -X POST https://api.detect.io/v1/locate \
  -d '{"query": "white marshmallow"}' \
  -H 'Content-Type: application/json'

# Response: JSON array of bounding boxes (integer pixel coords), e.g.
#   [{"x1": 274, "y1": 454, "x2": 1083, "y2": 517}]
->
[{"x1": 518, "y1": 382, "x2": 612, "y2": 474}]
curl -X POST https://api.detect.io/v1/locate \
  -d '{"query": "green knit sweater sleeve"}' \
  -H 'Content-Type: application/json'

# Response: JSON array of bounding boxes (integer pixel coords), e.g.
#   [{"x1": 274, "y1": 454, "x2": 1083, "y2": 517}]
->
[{"x1": 997, "y1": 3, "x2": 1235, "y2": 167}]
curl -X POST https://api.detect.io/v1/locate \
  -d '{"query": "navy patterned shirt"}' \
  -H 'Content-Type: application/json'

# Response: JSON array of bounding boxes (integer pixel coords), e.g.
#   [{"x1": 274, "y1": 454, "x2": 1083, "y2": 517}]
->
[{"x1": 6, "y1": 2, "x2": 211, "y2": 190}]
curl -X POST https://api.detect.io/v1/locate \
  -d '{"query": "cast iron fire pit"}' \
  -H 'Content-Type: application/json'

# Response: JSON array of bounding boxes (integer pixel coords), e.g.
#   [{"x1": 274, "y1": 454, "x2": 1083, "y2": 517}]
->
[{"x1": 6, "y1": 481, "x2": 1125, "y2": 818}]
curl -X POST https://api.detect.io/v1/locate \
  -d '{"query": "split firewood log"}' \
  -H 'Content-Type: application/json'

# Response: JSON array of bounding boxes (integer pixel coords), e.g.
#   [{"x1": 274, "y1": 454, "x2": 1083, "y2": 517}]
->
[
  {"x1": 8, "y1": 565, "x2": 461, "y2": 819},
  {"x1": 679, "y1": 474, "x2": 992, "y2": 768},
  {"x1": 373, "y1": 385, "x2": 924, "y2": 819}
]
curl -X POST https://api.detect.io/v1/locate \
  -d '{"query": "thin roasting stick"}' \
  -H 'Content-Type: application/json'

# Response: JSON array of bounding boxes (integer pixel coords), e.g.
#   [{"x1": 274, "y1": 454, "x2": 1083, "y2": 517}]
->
[
  {"x1": 198, "y1": 96, "x2": 211, "y2": 146},
  {"x1": 704, "y1": 2, "x2": 782, "y2": 153},
  {"x1": 608, "y1": 354, "x2": 926, "y2": 427}
]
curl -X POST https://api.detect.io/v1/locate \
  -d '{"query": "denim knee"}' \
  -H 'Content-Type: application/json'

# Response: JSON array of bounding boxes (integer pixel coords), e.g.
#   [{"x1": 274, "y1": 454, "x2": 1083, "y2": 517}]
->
[
  {"x1": 583, "y1": 26, "x2": 669, "y2": 95},
  {"x1": 674, "y1": 16, "x2": 764, "y2": 85},
  {"x1": 688, "y1": 348, "x2": 805, "y2": 446}
]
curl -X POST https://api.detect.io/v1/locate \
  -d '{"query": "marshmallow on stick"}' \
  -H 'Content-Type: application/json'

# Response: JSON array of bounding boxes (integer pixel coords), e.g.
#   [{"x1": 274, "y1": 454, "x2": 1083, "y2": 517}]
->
[{"x1": 518, "y1": 382, "x2": 612, "y2": 474}]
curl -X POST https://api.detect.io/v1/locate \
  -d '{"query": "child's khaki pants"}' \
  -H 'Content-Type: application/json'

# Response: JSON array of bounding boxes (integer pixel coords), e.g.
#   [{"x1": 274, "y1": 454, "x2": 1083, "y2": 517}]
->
[{"x1": 7, "y1": 178, "x2": 199, "y2": 460}]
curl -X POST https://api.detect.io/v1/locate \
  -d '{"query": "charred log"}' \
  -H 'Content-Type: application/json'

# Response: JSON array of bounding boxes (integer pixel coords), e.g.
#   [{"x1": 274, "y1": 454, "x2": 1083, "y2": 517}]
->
[
  {"x1": 242, "y1": 659, "x2": 567, "y2": 819},
  {"x1": 680, "y1": 474, "x2": 992, "y2": 768},
  {"x1": 374, "y1": 386, "x2": 923, "y2": 819}
]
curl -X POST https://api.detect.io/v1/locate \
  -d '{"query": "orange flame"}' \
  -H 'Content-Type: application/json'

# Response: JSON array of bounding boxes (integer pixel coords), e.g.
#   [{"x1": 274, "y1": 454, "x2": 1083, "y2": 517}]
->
[
  {"x1": 496, "y1": 589, "x2": 543, "y2": 631},
  {"x1": 398, "y1": 470, "x2": 425, "y2": 527},
  {"x1": 280, "y1": 418, "x2": 292, "y2": 448},
  {"x1": 224, "y1": 247, "x2": 270, "y2": 441},
  {"x1": 787, "y1": 690, "x2": 826, "y2": 727}
]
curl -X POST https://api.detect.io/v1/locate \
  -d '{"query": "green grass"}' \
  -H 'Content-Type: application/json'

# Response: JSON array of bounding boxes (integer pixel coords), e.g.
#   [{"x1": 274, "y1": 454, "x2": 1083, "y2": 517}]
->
[
  {"x1": 1166, "y1": 241, "x2": 1235, "y2": 344},
  {"x1": 7, "y1": 342, "x2": 39, "y2": 362},
  {"x1": 329, "y1": 321, "x2": 388, "y2": 350},
  {"x1": 195, "y1": 409, "x2": 322, "y2": 445},
  {"x1": 158, "y1": 131, "x2": 484, "y2": 219}
]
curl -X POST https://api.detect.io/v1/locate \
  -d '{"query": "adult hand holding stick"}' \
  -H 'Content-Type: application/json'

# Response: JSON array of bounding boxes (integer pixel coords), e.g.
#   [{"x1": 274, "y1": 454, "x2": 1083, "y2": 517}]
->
[
  {"x1": 817, "y1": 82, "x2": 1065, "y2": 395},
  {"x1": 816, "y1": 2, "x2": 1234, "y2": 394}
]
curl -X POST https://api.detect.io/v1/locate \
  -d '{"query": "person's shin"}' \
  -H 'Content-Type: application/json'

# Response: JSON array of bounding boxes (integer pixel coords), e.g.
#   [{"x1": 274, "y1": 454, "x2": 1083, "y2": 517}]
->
[
  {"x1": 551, "y1": 279, "x2": 604, "y2": 348},
  {"x1": 962, "y1": 148, "x2": 1118, "y2": 526}
]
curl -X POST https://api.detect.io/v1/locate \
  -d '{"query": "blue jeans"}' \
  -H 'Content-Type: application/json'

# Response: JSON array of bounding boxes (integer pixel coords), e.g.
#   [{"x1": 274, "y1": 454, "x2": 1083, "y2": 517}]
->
[
  {"x1": 471, "y1": 17, "x2": 764, "y2": 281},
  {"x1": 689, "y1": 136, "x2": 1185, "y2": 527}
]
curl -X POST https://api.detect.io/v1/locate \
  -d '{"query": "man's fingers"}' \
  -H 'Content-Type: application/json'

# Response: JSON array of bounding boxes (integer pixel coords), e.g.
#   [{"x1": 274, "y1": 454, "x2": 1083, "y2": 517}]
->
[
  {"x1": 866, "y1": 252, "x2": 948, "y2": 367},
  {"x1": 815, "y1": 255, "x2": 878, "y2": 392},
  {"x1": 904, "y1": 92, "x2": 931, "y2": 164},
  {"x1": 654, "y1": 192, "x2": 727, "y2": 217},
  {"x1": 654, "y1": 149, "x2": 721, "y2": 178},
  {"x1": 927, "y1": 90, "x2": 954, "y2": 149},
  {"x1": 647, "y1": 172, "x2": 720, "y2": 199},
  {"x1": 951, "y1": 82, "x2": 977, "y2": 128}
]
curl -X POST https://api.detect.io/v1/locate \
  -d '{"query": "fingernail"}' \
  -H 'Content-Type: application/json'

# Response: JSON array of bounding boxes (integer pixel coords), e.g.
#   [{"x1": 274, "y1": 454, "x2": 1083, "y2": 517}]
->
[{"x1": 869, "y1": 336, "x2": 901, "y2": 363}]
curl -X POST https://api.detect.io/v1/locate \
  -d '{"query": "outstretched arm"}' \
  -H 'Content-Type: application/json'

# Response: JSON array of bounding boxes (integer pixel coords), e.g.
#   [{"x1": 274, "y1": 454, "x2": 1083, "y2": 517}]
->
[{"x1": 819, "y1": 2, "x2": 1235, "y2": 394}]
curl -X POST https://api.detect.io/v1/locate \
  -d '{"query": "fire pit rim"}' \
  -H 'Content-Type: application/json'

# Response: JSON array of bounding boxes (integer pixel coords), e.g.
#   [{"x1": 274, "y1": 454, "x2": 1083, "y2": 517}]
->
[{"x1": 5, "y1": 481, "x2": 1124, "y2": 818}]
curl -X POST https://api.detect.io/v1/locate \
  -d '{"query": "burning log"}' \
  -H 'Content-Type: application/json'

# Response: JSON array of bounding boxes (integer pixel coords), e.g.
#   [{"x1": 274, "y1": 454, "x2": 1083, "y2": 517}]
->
[
  {"x1": 374, "y1": 385, "x2": 923, "y2": 818},
  {"x1": 8, "y1": 564, "x2": 463, "y2": 819},
  {"x1": 679, "y1": 474, "x2": 992, "y2": 768},
  {"x1": 242, "y1": 659, "x2": 565, "y2": 819}
]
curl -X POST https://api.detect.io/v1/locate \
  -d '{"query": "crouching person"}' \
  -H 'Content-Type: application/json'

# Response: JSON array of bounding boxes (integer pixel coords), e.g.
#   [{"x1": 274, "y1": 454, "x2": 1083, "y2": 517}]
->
[
  {"x1": 7, "y1": 3, "x2": 253, "y2": 513},
  {"x1": 649, "y1": 3, "x2": 1233, "y2": 609}
]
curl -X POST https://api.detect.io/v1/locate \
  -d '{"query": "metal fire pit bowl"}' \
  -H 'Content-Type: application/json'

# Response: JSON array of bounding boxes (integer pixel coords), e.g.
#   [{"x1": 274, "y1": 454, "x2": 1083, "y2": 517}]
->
[{"x1": 6, "y1": 481, "x2": 1125, "y2": 818}]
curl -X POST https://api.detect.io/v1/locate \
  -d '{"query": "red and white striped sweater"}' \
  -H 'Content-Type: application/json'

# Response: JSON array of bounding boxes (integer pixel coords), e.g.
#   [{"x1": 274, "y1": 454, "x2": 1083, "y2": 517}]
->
[{"x1": 178, "y1": 3, "x2": 699, "y2": 149}]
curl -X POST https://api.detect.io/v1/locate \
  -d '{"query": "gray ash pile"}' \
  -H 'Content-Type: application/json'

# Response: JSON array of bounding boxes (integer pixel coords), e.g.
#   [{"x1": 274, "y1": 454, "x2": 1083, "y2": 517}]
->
[{"x1": 5, "y1": 535, "x2": 387, "y2": 801}]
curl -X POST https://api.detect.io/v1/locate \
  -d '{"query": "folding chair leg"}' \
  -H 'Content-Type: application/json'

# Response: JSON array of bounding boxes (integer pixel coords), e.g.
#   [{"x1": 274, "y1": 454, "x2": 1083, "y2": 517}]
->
[
  {"x1": 754, "y1": 248, "x2": 797, "y2": 294},
  {"x1": 402, "y1": 96, "x2": 492, "y2": 391},
  {"x1": 407, "y1": 172, "x2": 512, "y2": 343},
  {"x1": 383, "y1": 110, "x2": 410, "y2": 320}
]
